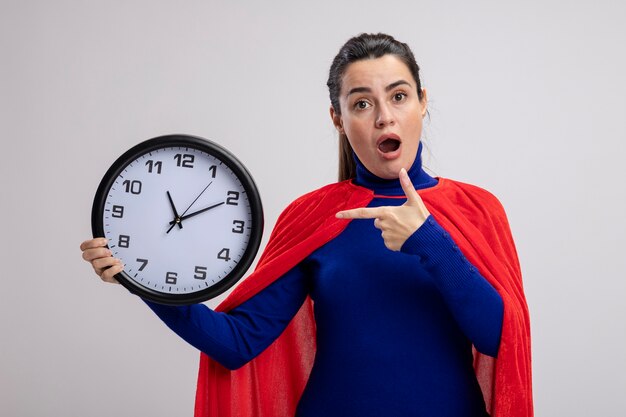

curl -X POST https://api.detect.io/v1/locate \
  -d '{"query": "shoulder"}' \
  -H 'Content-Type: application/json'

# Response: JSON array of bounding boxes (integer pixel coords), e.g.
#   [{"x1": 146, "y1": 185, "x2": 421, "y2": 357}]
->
[
  {"x1": 284, "y1": 180, "x2": 368, "y2": 212},
  {"x1": 434, "y1": 178, "x2": 508, "y2": 219},
  {"x1": 289, "y1": 181, "x2": 349, "y2": 205},
  {"x1": 444, "y1": 178, "x2": 503, "y2": 203},
  {"x1": 273, "y1": 181, "x2": 346, "y2": 226},
  {"x1": 275, "y1": 180, "x2": 372, "y2": 226}
]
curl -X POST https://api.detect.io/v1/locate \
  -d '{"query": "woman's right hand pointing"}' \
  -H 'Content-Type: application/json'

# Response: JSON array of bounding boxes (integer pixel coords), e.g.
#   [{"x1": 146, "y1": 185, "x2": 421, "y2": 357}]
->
[{"x1": 80, "y1": 238, "x2": 123, "y2": 284}]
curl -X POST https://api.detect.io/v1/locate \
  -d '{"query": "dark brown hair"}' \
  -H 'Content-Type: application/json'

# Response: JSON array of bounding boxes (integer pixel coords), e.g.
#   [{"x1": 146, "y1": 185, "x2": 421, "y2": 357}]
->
[{"x1": 327, "y1": 33, "x2": 425, "y2": 181}]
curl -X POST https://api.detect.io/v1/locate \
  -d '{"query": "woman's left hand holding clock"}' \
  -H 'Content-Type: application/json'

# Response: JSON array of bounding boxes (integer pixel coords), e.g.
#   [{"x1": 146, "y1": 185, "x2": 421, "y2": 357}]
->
[{"x1": 80, "y1": 237, "x2": 123, "y2": 284}]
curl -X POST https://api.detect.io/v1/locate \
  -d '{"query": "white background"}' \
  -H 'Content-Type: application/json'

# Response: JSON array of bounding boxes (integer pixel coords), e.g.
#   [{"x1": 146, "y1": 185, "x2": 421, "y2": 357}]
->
[{"x1": 1, "y1": 1, "x2": 625, "y2": 416}]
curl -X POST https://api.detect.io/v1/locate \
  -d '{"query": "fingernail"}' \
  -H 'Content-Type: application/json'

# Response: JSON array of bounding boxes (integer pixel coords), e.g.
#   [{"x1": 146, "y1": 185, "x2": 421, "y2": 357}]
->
[{"x1": 336, "y1": 212, "x2": 344, "y2": 219}]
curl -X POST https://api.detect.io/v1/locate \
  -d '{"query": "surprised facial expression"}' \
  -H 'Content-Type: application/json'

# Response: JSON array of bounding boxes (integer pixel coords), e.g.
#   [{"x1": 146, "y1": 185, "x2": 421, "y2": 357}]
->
[{"x1": 331, "y1": 54, "x2": 427, "y2": 180}]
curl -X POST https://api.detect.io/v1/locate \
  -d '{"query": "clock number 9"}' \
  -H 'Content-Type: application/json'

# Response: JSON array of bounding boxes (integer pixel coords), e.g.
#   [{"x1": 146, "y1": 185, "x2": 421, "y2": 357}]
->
[{"x1": 112, "y1": 205, "x2": 124, "y2": 218}]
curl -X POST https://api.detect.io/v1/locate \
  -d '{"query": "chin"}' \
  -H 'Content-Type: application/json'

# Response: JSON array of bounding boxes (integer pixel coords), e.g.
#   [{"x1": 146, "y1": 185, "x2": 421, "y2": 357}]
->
[{"x1": 373, "y1": 164, "x2": 402, "y2": 179}]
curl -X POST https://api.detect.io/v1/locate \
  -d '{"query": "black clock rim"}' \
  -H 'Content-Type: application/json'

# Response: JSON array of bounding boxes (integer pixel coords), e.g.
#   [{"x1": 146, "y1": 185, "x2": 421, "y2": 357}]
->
[{"x1": 91, "y1": 134, "x2": 264, "y2": 305}]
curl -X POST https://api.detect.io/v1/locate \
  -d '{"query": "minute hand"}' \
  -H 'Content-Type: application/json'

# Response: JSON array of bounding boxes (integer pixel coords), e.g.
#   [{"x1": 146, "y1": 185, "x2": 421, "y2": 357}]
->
[{"x1": 170, "y1": 201, "x2": 225, "y2": 224}]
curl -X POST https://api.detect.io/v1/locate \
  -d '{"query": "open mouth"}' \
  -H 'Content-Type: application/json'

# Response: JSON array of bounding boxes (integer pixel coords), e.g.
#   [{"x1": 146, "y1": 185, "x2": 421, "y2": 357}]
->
[{"x1": 378, "y1": 138, "x2": 401, "y2": 153}]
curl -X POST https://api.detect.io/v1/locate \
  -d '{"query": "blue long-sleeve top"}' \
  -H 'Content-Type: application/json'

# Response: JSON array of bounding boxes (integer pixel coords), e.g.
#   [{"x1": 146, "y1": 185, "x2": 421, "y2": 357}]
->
[{"x1": 145, "y1": 143, "x2": 504, "y2": 417}]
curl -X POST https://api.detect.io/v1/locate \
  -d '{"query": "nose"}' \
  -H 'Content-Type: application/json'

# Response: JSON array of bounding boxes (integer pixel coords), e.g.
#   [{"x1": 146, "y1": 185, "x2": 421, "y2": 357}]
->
[{"x1": 375, "y1": 103, "x2": 394, "y2": 128}]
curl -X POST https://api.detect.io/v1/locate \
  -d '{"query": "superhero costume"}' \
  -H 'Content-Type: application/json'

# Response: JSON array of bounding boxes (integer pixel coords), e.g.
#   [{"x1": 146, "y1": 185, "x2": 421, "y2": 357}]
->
[{"x1": 145, "y1": 143, "x2": 532, "y2": 416}]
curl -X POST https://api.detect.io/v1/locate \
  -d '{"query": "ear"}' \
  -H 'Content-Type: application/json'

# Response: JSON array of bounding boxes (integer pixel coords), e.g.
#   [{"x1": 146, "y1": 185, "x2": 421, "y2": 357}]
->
[
  {"x1": 420, "y1": 88, "x2": 428, "y2": 118},
  {"x1": 330, "y1": 106, "x2": 344, "y2": 134}
]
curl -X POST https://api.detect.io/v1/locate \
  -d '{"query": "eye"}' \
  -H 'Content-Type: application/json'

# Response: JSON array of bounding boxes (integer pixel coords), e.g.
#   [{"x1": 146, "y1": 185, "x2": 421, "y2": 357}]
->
[
  {"x1": 392, "y1": 92, "x2": 407, "y2": 102},
  {"x1": 354, "y1": 100, "x2": 371, "y2": 110}
]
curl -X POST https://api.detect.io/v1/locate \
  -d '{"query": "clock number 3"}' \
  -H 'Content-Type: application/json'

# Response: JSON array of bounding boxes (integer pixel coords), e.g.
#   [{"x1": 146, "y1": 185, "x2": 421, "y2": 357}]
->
[{"x1": 232, "y1": 220, "x2": 245, "y2": 234}]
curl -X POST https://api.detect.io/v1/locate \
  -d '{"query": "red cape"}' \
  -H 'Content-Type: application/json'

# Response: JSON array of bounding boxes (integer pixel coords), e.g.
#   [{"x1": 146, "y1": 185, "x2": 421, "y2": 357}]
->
[{"x1": 194, "y1": 178, "x2": 533, "y2": 417}]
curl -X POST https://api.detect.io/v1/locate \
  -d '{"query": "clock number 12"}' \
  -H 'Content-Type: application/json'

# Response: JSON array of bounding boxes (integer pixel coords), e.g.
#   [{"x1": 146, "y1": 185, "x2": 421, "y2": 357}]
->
[{"x1": 174, "y1": 154, "x2": 194, "y2": 168}]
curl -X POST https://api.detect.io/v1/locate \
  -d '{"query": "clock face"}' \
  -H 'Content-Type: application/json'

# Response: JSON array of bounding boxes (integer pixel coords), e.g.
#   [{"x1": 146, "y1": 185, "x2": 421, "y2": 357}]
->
[{"x1": 92, "y1": 135, "x2": 263, "y2": 305}]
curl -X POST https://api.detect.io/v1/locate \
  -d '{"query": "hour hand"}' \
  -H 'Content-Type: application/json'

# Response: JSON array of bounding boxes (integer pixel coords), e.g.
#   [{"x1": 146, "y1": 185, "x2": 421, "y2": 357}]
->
[{"x1": 166, "y1": 191, "x2": 183, "y2": 232}]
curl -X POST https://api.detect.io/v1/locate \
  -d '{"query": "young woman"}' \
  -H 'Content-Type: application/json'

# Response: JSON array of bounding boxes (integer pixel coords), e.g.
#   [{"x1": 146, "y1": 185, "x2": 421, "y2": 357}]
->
[{"x1": 81, "y1": 33, "x2": 532, "y2": 417}]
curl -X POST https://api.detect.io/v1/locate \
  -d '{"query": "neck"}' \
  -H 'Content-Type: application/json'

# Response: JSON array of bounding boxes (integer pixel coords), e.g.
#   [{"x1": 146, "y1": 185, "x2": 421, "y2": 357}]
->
[{"x1": 352, "y1": 142, "x2": 438, "y2": 195}]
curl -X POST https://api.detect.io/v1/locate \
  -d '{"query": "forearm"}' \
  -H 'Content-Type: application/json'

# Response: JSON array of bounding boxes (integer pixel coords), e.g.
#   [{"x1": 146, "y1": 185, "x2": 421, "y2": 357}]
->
[
  {"x1": 143, "y1": 264, "x2": 309, "y2": 369},
  {"x1": 401, "y1": 216, "x2": 504, "y2": 357}
]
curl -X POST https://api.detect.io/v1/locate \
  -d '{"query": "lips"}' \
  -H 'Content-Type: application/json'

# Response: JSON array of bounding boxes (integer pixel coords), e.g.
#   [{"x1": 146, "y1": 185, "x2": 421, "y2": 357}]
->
[{"x1": 376, "y1": 134, "x2": 402, "y2": 159}]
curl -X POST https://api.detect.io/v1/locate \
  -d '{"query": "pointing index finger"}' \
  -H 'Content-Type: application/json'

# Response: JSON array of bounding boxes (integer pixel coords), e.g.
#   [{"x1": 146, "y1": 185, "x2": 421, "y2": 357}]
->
[
  {"x1": 336, "y1": 207, "x2": 385, "y2": 219},
  {"x1": 399, "y1": 168, "x2": 420, "y2": 205}
]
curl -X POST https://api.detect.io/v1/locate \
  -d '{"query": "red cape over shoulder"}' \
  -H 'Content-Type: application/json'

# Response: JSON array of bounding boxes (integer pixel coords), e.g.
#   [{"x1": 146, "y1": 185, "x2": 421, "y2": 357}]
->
[{"x1": 194, "y1": 178, "x2": 533, "y2": 417}]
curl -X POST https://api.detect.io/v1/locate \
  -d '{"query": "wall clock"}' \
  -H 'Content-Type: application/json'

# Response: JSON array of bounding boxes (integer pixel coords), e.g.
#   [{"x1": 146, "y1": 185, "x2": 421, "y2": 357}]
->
[{"x1": 91, "y1": 134, "x2": 263, "y2": 305}]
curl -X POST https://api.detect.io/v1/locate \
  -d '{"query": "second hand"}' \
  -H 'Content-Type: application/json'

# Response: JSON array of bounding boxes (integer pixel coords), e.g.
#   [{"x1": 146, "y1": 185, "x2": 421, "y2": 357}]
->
[{"x1": 179, "y1": 180, "x2": 213, "y2": 217}]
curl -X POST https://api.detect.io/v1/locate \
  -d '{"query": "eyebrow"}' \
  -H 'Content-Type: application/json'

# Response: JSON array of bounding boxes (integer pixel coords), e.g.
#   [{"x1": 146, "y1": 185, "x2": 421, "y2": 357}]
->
[{"x1": 345, "y1": 80, "x2": 413, "y2": 98}]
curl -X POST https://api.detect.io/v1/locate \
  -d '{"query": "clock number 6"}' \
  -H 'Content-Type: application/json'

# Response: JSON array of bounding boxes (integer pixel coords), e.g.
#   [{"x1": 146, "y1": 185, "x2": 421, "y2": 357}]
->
[{"x1": 166, "y1": 272, "x2": 178, "y2": 285}]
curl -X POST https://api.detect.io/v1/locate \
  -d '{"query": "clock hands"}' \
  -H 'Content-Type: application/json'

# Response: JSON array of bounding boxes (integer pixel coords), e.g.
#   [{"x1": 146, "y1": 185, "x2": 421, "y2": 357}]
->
[
  {"x1": 166, "y1": 181, "x2": 219, "y2": 234},
  {"x1": 166, "y1": 191, "x2": 183, "y2": 230},
  {"x1": 169, "y1": 201, "x2": 225, "y2": 225}
]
